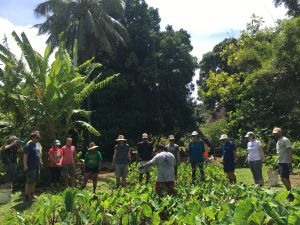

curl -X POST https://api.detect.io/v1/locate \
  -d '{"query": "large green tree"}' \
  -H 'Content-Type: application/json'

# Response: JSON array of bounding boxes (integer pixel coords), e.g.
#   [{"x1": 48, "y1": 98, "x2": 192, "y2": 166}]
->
[
  {"x1": 34, "y1": 0, "x2": 128, "y2": 61},
  {"x1": 274, "y1": 0, "x2": 300, "y2": 17}
]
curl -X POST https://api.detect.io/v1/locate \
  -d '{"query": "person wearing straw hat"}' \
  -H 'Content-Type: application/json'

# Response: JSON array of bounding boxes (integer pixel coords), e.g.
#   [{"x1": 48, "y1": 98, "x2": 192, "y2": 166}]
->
[
  {"x1": 220, "y1": 134, "x2": 237, "y2": 184},
  {"x1": 112, "y1": 135, "x2": 131, "y2": 187},
  {"x1": 137, "y1": 133, "x2": 153, "y2": 183},
  {"x1": 245, "y1": 132, "x2": 265, "y2": 186},
  {"x1": 140, "y1": 144, "x2": 176, "y2": 196},
  {"x1": 272, "y1": 127, "x2": 294, "y2": 201},
  {"x1": 81, "y1": 142, "x2": 102, "y2": 193},
  {"x1": 188, "y1": 131, "x2": 206, "y2": 184},
  {"x1": 165, "y1": 135, "x2": 180, "y2": 179},
  {"x1": 48, "y1": 140, "x2": 63, "y2": 190},
  {"x1": 3, "y1": 135, "x2": 22, "y2": 184}
]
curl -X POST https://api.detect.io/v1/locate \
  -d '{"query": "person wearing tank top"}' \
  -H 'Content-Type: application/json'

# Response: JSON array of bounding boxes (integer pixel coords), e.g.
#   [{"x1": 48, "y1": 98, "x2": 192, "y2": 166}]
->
[{"x1": 245, "y1": 132, "x2": 265, "y2": 186}]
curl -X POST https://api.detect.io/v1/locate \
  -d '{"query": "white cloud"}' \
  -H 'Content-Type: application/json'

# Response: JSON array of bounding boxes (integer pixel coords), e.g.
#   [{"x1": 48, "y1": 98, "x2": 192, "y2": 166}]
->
[{"x1": 0, "y1": 17, "x2": 48, "y2": 65}]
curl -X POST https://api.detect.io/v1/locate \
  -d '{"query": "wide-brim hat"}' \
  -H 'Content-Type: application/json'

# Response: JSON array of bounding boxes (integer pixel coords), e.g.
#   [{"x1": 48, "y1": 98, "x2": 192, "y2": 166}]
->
[
  {"x1": 191, "y1": 131, "x2": 199, "y2": 136},
  {"x1": 168, "y1": 135, "x2": 175, "y2": 140},
  {"x1": 245, "y1": 132, "x2": 255, "y2": 138},
  {"x1": 88, "y1": 142, "x2": 99, "y2": 151},
  {"x1": 220, "y1": 134, "x2": 228, "y2": 140},
  {"x1": 272, "y1": 127, "x2": 282, "y2": 134},
  {"x1": 116, "y1": 135, "x2": 127, "y2": 141},
  {"x1": 8, "y1": 135, "x2": 18, "y2": 141}
]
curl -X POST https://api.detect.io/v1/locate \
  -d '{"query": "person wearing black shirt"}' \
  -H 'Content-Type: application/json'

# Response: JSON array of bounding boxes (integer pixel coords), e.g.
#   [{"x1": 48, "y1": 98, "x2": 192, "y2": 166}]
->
[
  {"x1": 137, "y1": 133, "x2": 153, "y2": 183},
  {"x1": 4, "y1": 135, "x2": 19, "y2": 184}
]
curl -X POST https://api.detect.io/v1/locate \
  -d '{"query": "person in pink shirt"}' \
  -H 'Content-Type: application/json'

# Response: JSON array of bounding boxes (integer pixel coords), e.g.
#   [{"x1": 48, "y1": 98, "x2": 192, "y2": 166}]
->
[
  {"x1": 48, "y1": 140, "x2": 63, "y2": 189},
  {"x1": 61, "y1": 138, "x2": 76, "y2": 187}
]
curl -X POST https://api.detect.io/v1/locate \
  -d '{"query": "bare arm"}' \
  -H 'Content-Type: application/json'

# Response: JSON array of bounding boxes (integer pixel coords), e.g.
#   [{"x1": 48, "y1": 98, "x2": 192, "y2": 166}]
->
[
  {"x1": 49, "y1": 152, "x2": 56, "y2": 164},
  {"x1": 23, "y1": 154, "x2": 28, "y2": 171},
  {"x1": 112, "y1": 149, "x2": 116, "y2": 166},
  {"x1": 128, "y1": 150, "x2": 132, "y2": 162},
  {"x1": 288, "y1": 147, "x2": 292, "y2": 163},
  {"x1": 259, "y1": 145, "x2": 265, "y2": 161},
  {"x1": 5, "y1": 140, "x2": 17, "y2": 149},
  {"x1": 233, "y1": 150, "x2": 237, "y2": 162},
  {"x1": 141, "y1": 161, "x2": 153, "y2": 169}
]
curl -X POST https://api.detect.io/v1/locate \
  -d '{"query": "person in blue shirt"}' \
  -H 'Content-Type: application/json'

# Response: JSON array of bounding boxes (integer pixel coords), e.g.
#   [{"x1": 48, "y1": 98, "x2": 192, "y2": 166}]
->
[
  {"x1": 220, "y1": 134, "x2": 237, "y2": 184},
  {"x1": 188, "y1": 131, "x2": 205, "y2": 184}
]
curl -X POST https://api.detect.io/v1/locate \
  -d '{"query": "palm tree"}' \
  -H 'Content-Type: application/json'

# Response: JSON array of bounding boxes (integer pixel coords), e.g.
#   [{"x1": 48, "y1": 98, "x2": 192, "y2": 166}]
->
[{"x1": 34, "y1": 0, "x2": 128, "y2": 62}]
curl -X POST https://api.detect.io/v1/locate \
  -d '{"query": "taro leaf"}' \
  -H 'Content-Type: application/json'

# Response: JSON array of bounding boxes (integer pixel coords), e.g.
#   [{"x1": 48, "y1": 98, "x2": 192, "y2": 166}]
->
[
  {"x1": 233, "y1": 199, "x2": 252, "y2": 224},
  {"x1": 142, "y1": 204, "x2": 152, "y2": 218},
  {"x1": 204, "y1": 207, "x2": 215, "y2": 220},
  {"x1": 152, "y1": 212, "x2": 161, "y2": 225},
  {"x1": 247, "y1": 211, "x2": 265, "y2": 224},
  {"x1": 288, "y1": 211, "x2": 300, "y2": 225},
  {"x1": 122, "y1": 214, "x2": 129, "y2": 225}
]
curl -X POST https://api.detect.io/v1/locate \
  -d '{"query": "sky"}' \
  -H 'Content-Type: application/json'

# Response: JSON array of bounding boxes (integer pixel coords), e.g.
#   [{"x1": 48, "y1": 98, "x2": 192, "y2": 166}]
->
[{"x1": 0, "y1": 0, "x2": 288, "y2": 97}]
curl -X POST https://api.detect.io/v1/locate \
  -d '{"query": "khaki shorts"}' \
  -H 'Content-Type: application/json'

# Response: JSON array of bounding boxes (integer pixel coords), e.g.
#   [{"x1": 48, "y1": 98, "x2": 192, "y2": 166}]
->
[
  {"x1": 26, "y1": 169, "x2": 40, "y2": 184},
  {"x1": 115, "y1": 164, "x2": 128, "y2": 178},
  {"x1": 62, "y1": 164, "x2": 76, "y2": 178}
]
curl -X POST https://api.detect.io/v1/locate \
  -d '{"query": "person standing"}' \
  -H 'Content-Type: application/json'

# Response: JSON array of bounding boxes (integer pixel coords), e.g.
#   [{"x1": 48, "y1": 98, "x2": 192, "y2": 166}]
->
[
  {"x1": 220, "y1": 134, "x2": 237, "y2": 184},
  {"x1": 273, "y1": 127, "x2": 294, "y2": 201},
  {"x1": 48, "y1": 140, "x2": 63, "y2": 189},
  {"x1": 62, "y1": 137, "x2": 76, "y2": 187},
  {"x1": 137, "y1": 133, "x2": 153, "y2": 183},
  {"x1": 81, "y1": 142, "x2": 102, "y2": 193},
  {"x1": 23, "y1": 132, "x2": 41, "y2": 201},
  {"x1": 245, "y1": 132, "x2": 265, "y2": 186},
  {"x1": 112, "y1": 135, "x2": 131, "y2": 187},
  {"x1": 165, "y1": 135, "x2": 180, "y2": 178},
  {"x1": 188, "y1": 131, "x2": 206, "y2": 184},
  {"x1": 140, "y1": 144, "x2": 176, "y2": 196},
  {"x1": 3, "y1": 135, "x2": 21, "y2": 185}
]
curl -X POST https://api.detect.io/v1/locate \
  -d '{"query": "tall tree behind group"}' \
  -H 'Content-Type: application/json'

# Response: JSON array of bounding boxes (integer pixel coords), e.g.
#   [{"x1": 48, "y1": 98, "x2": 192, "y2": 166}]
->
[{"x1": 34, "y1": 0, "x2": 128, "y2": 62}]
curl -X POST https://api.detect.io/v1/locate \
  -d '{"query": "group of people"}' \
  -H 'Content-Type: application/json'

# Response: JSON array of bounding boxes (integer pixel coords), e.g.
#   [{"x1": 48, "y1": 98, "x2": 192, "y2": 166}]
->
[
  {"x1": 220, "y1": 127, "x2": 294, "y2": 201},
  {"x1": 1, "y1": 126, "x2": 294, "y2": 201}
]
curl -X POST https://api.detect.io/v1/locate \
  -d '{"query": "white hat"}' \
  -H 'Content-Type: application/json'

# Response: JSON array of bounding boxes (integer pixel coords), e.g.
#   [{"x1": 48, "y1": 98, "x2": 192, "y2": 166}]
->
[
  {"x1": 272, "y1": 127, "x2": 282, "y2": 134},
  {"x1": 88, "y1": 142, "x2": 99, "y2": 151},
  {"x1": 168, "y1": 135, "x2": 175, "y2": 140},
  {"x1": 116, "y1": 135, "x2": 127, "y2": 141},
  {"x1": 245, "y1": 132, "x2": 255, "y2": 138},
  {"x1": 191, "y1": 131, "x2": 199, "y2": 136},
  {"x1": 220, "y1": 134, "x2": 228, "y2": 140},
  {"x1": 54, "y1": 140, "x2": 61, "y2": 146},
  {"x1": 142, "y1": 133, "x2": 148, "y2": 139}
]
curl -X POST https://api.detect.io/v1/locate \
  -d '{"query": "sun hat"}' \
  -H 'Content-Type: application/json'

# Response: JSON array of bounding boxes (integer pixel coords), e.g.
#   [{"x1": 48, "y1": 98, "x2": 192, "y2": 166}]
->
[
  {"x1": 272, "y1": 127, "x2": 282, "y2": 134},
  {"x1": 8, "y1": 135, "x2": 18, "y2": 141},
  {"x1": 142, "y1": 133, "x2": 148, "y2": 139},
  {"x1": 191, "y1": 131, "x2": 199, "y2": 136},
  {"x1": 220, "y1": 134, "x2": 228, "y2": 140},
  {"x1": 88, "y1": 142, "x2": 99, "y2": 151},
  {"x1": 245, "y1": 132, "x2": 255, "y2": 138},
  {"x1": 116, "y1": 135, "x2": 127, "y2": 141},
  {"x1": 168, "y1": 135, "x2": 175, "y2": 140},
  {"x1": 54, "y1": 140, "x2": 61, "y2": 146}
]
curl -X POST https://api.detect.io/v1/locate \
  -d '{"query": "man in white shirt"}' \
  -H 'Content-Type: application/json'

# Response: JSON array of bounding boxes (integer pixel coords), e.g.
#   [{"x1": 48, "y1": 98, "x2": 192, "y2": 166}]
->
[
  {"x1": 140, "y1": 144, "x2": 175, "y2": 196},
  {"x1": 273, "y1": 127, "x2": 294, "y2": 201}
]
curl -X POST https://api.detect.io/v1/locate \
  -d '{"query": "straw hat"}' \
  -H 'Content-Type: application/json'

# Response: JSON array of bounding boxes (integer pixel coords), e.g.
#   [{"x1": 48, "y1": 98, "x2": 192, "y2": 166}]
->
[
  {"x1": 8, "y1": 135, "x2": 18, "y2": 141},
  {"x1": 116, "y1": 135, "x2": 127, "y2": 141},
  {"x1": 88, "y1": 142, "x2": 99, "y2": 151},
  {"x1": 142, "y1": 133, "x2": 148, "y2": 139},
  {"x1": 168, "y1": 135, "x2": 175, "y2": 140},
  {"x1": 220, "y1": 134, "x2": 228, "y2": 140}
]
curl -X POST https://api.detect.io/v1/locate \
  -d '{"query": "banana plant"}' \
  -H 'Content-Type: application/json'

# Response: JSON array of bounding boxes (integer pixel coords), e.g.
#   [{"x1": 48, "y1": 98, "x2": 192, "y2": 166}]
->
[{"x1": 0, "y1": 31, "x2": 117, "y2": 153}]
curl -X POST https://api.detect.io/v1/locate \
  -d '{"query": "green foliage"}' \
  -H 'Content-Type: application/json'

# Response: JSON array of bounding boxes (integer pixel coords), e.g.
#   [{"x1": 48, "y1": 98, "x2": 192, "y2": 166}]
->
[
  {"x1": 273, "y1": 0, "x2": 300, "y2": 17},
  {"x1": 0, "y1": 32, "x2": 116, "y2": 155},
  {"x1": 3, "y1": 163, "x2": 300, "y2": 224},
  {"x1": 202, "y1": 119, "x2": 228, "y2": 147}
]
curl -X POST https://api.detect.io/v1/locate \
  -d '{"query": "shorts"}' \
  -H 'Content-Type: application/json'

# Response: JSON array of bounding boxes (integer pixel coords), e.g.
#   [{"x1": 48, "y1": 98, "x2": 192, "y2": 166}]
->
[
  {"x1": 155, "y1": 181, "x2": 175, "y2": 195},
  {"x1": 50, "y1": 167, "x2": 62, "y2": 183},
  {"x1": 85, "y1": 166, "x2": 99, "y2": 174},
  {"x1": 139, "y1": 161, "x2": 151, "y2": 174},
  {"x1": 26, "y1": 169, "x2": 40, "y2": 184},
  {"x1": 62, "y1": 164, "x2": 76, "y2": 178},
  {"x1": 223, "y1": 162, "x2": 235, "y2": 173},
  {"x1": 278, "y1": 163, "x2": 289, "y2": 179},
  {"x1": 249, "y1": 160, "x2": 263, "y2": 181},
  {"x1": 116, "y1": 164, "x2": 128, "y2": 178}
]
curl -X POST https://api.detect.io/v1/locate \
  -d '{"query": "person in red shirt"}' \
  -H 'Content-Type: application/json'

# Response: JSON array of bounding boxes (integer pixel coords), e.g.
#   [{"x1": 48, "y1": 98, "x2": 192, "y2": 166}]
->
[
  {"x1": 61, "y1": 138, "x2": 76, "y2": 187},
  {"x1": 48, "y1": 140, "x2": 63, "y2": 189}
]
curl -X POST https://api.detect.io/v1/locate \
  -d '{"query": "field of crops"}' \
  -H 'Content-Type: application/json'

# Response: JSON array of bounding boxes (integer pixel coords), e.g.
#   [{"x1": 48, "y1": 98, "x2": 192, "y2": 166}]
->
[{"x1": 3, "y1": 163, "x2": 300, "y2": 225}]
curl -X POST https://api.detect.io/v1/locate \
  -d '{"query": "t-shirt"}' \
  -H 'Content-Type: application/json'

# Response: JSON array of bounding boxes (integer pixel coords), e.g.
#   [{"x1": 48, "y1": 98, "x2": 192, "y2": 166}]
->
[
  {"x1": 221, "y1": 141, "x2": 236, "y2": 163},
  {"x1": 115, "y1": 144, "x2": 130, "y2": 164},
  {"x1": 85, "y1": 151, "x2": 102, "y2": 169},
  {"x1": 48, "y1": 148, "x2": 63, "y2": 167},
  {"x1": 24, "y1": 142, "x2": 40, "y2": 170},
  {"x1": 188, "y1": 141, "x2": 205, "y2": 163},
  {"x1": 247, "y1": 140, "x2": 262, "y2": 161},
  {"x1": 137, "y1": 141, "x2": 153, "y2": 161},
  {"x1": 165, "y1": 144, "x2": 179, "y2": 160},
  {"x1": 150, "y1": 151, "x2": 175, "y2": 182},
  {"x1": 4, "y1": 145, "x2": 18, "y2": 163},
  {"x1": 276, "y1": 137, "x2": 292, "y2": 163},
  {"x1": 62, "y1": 145, "x2": 75, "y2": 165}
]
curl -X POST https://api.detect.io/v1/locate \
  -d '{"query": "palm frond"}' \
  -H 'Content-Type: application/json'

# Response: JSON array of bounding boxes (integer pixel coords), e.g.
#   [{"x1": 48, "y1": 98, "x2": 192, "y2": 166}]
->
[{"x1": 71, "y1": 120, "x2": 100, "y2": 136}]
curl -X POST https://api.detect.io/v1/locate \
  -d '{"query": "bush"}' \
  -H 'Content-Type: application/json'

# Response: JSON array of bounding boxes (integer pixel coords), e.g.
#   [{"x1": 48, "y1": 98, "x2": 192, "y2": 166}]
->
[{"x1": 202, "y1": 119, "x2": 228, "y2": 147}]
